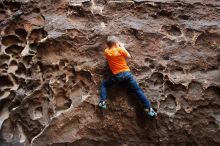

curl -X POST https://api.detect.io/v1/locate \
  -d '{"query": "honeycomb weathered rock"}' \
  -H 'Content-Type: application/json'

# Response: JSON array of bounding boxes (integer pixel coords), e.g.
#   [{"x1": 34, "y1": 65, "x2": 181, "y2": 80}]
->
[{"x1": 0, "y1": 0, "x2": 220, "y2": 146}]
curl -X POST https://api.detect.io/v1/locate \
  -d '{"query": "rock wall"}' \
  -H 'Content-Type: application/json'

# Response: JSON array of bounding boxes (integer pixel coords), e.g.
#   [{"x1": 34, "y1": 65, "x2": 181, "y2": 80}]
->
[{"x1": 0, "y1": 0, "x2": 220, "y2": 146}]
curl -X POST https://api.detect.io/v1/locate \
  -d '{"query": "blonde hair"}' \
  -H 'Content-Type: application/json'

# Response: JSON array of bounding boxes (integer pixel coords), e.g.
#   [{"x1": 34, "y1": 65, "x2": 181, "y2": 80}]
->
[{"x1": 107, "y1": 36, "x2": 118, "y2": 48}]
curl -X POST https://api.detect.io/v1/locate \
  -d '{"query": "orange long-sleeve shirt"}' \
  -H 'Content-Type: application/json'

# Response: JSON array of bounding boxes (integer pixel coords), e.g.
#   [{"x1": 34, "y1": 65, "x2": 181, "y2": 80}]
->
[{"x1": 104, "y1": 47, "x2": 130, "y2": 74}]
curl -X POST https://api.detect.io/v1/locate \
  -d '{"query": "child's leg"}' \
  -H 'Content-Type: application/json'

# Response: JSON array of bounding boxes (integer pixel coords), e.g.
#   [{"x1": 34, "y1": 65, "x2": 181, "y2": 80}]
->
[
  {"x1": 100, "y1": 76, "x2": 117, "y2": 101},
  {"x1": 126, "y1": 73, "x2": 151, "y2": 109}
]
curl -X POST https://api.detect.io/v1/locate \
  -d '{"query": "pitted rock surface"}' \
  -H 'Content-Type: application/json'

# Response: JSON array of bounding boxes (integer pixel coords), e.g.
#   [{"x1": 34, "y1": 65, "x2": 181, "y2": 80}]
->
[{"x1": 0, "y1": 0, "x2": 220, "y2": 146}]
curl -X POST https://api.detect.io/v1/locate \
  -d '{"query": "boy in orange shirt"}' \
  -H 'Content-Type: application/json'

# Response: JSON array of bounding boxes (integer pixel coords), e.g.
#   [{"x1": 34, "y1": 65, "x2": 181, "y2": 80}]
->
[{"x1": 99, "y1": 36, "x2": 157, "y2": 117}]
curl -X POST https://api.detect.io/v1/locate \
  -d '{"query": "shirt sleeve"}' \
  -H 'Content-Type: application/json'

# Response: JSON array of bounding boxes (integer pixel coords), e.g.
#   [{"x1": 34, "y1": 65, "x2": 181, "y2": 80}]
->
[
  {"x1": 119, "y1": 47, "x2": 129, "y2": 57},
  {"x1": 104, "y1": 49, "x2": 108, "y2": 58}
]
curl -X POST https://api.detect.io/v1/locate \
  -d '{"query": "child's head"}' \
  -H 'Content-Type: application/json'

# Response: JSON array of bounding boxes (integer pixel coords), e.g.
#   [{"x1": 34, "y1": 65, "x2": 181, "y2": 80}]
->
[{"x1": 106, "y1": 36, "x2": 118, "y2": 48}]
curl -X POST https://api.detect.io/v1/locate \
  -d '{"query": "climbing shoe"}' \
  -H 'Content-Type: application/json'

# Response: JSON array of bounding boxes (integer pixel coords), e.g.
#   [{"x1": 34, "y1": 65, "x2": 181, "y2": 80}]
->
[
  {"x1": 98, "y1": 100, "x2": 107, "y2": 109},
  {"x1": 146, "y1": 108, "x2": 157, "y2": 117}
]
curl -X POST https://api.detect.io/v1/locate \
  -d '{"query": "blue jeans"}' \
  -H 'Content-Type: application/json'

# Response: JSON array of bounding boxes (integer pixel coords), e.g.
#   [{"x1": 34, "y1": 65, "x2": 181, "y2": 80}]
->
[{"x1": 100, "y1": 71, "x2": 151, "y2": 109}]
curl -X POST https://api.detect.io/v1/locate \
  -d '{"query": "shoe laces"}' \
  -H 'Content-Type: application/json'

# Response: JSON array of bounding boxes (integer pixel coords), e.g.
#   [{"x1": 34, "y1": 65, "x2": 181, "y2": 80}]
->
[
  {"x1": 148, "y1": 108, "x2": 157, "y2": 117},
  {"x1": 99, "y1": 101, "x2": 106, "y2": 108}
]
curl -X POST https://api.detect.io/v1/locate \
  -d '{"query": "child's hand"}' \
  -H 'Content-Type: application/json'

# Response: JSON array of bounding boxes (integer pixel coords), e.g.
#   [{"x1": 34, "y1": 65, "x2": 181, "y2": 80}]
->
[
  {"x1": 118, "y1": 42, "x2": 125, "y2": 48},
  {"x1": 118, "y1": 42, "x2": 131, "y2": 58}
]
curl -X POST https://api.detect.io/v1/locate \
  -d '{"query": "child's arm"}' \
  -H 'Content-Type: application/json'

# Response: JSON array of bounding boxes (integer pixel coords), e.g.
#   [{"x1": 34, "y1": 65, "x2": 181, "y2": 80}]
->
[{"x1": 119, "y1": 43, "x2": 131, "y2": 58}]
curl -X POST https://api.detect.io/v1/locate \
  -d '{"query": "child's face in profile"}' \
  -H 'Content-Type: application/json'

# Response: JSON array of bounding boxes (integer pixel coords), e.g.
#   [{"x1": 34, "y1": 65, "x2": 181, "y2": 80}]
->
[
  {"x1": 109, "y1": 42, "x2": 119, "y2": 48},
  {"x1": 115, "y1": 42, "x2": 120, "y2": 47}
]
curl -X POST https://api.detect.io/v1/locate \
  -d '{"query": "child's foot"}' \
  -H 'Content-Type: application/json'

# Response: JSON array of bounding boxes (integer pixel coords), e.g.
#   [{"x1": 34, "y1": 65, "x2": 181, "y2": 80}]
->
[
  {"x1": 146, "y1": 108, "x2": 157, "y2": 117},
  {"x1": 98, "y1": 100, "x2": 107, "y2": 109}
]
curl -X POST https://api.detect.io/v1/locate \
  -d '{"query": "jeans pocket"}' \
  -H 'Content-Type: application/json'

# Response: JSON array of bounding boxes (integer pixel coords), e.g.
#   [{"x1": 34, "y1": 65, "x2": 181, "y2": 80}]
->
[{"x1": 117, "y1": 72, "x2": 131, "y2": 81}]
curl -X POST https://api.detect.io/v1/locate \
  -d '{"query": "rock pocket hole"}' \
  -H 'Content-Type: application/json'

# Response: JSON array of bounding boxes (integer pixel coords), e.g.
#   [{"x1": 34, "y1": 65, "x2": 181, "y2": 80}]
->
[
  {"x1": 162, "y1": 55, "x2": 170, "y2": 60},
  {"x1": 33, "y1": 107, "x2": 43, "y2": 120},
  {"x1": 9, "y1": 60, "x2": 18, "y2": 72},
  {"x1": 162, "y1": 25, "x2": 182, "y2": 36},
  {"x1": 10, "y1": 60, "x2": 17, "y2": 66},
  {"x1": 1, "y1": 35, "x2": 22, "y2": 46},
  {"x1": 29, "y1": 43, "x2": 38, "y2": 54},
  {"x1": 0, "y1": 64, "x2": 8, "y2": 71},
  {"x1": 5, "y1": 45, "x2": 24, "y2": 56},
  {"x1": 3, "y1": 1, "x2": 21, "y2": 11},
  {"x1": 0, "y1": 11, "x2": 6, "y2": 21},
  {"x1": 55, "y1": 95, "x2": 72, "y2": 113},
  {"x1": 207, "y1": 121, "x2": 218, "y2": 132},
  {"x1": 0, "y1": 3, "x2": 4, "y2": 9},
  {"x1": 203, "y1": 86, "x2": 219, "y2": 101},
  {"x1": 164, "y1": 80, "x2": 186, "y2": 92},
  {"x1": 144, "y1": 57, "x2": 154, "y2": 63},
  {"x1": 160, "y1": 94, "x2": 176, "y2": 116},
  {"x1": 178, "y1": 15, "x2": 190, "y2": 20},
  {"x1": 195, "y1": 33, "x2": 220, "y2": 48},
  {"x1": 0, "y1": 75, "x2": 13, "y2": 88},
  {"x1": 15, "y1": 63, "x2": 26, "y2": 75},
  {"x1": 150, "y1": 72, "x2": 164, "y2": 85},
  {"x1": 29, "y1": 28, "x2": 48, "y2": 42},
  {"x1": 187, "y1": 82, "x2": 203, "y2": 101},
  {"x1": 157, "y1": 10, "x2": 173, "y2": 18},
  {"x1": 0, "y1": 54, "x2": 10, "y2": 65},
  {"x1": 25, "y1": 80, "x2": 41, "y2": 91},
  {"x1": 23, "y1": 55, "x2": 33, "y2": 66},
  {"x1": 149, "y1": 64, "x2": 155, "y2": 69},
  {"x1": 15, "y1": 28, "x2": 28, "y2": 41}
]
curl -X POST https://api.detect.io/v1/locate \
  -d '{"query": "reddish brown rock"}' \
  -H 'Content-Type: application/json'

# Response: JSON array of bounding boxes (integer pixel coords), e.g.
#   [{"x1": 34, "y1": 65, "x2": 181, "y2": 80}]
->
[{"x1": 0, "y1": 0, "x2": 220, "y2": 146}]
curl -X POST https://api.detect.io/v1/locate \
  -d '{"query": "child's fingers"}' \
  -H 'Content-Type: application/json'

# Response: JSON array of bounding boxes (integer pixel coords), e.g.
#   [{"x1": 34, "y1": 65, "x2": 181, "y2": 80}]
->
[{"x1": 119, "y1": 42, "x2": 124, "y2": 47}]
